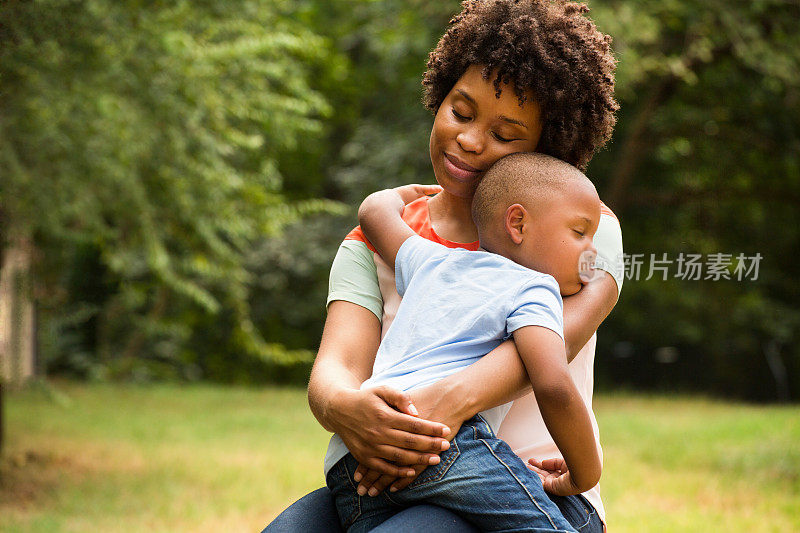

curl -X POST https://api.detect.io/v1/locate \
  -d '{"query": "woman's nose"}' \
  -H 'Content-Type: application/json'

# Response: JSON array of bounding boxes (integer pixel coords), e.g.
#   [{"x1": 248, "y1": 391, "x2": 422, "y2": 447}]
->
[{"x1": 456, "y1": 127, "x2": 484, "y2": 153}]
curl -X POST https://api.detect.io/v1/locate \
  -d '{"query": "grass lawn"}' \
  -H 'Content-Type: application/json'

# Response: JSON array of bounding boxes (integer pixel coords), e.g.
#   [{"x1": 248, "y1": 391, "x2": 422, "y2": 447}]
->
[{"x1": 1, "y1": 382, "x2": 798, "y2": 532}]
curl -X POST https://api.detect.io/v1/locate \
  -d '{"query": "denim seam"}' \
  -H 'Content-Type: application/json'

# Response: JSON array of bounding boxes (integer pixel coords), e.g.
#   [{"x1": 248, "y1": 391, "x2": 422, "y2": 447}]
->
[
  {"x1": 383, "y1": 489, "x2": 400, "y2": 506},
  {"x1": 574, "y1": 508, "x2": 596, "y2": 532},
  {"x1": 341, "y1": 457, "x2": 362, "y2": 528},
  {"x1": 407, "y1": 437, "x2": 461, "y2": 488},
  {"x1": 573, "y1": 495, "x2": 597, "y2": 531},
  {"x1": 479, "y1": 439, "x2": 569, "y2": 533},
  {"x1": 474, "y1": 413, "x2": 491, "y2": 433}
]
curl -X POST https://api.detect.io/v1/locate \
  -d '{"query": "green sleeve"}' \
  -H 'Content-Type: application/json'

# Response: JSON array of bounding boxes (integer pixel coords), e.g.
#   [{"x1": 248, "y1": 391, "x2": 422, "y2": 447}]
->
[
  {"x1": 327, "y1": 239, "x2": 384, "y2": 322},
  {"x1": 594, "y1": 214, "x2": 624, "y2": 295}
]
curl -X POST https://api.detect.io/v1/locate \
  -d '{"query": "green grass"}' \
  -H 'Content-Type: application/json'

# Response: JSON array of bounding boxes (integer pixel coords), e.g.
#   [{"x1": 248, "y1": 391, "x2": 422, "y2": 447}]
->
[{"x1": 2, "y1": 383, "x2": 799, "y2": 532}]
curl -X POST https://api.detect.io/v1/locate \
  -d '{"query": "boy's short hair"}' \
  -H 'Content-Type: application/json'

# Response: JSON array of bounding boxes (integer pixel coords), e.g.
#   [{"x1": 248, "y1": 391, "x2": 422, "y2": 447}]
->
[
  {"x1": 471, "y1": 152, "x2": 589, "y2": 232},
  {"x1": 423, "y1": 0, "x2": 618, "y2": 171}
]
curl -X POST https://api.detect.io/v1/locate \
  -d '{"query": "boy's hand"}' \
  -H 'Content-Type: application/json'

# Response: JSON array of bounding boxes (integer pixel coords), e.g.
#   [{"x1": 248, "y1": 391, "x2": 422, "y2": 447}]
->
[
  {"x1": 393, "y1": 184, "x2": 442, "y2": 204},
  {"x1": 527, "y1": 457, "x2": 585, "y2": 497},
  {"x1": 357, "y1": 184, "x2": 441, "y2": 269}
]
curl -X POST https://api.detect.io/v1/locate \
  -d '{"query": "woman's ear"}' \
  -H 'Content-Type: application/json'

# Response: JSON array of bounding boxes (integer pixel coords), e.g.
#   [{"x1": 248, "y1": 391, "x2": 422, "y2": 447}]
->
[{"x1": 504, "y1": 204, "x2": 527, "y2": 245}]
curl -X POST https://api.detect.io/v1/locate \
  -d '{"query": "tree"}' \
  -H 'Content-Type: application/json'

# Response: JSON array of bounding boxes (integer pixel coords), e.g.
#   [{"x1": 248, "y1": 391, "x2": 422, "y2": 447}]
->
[
  {"x1": 0, "y1": 0, "x2": 341, "y2": 378},
  {"x1": 586, "y1": 0, "x2": 800, "y2": 399}
]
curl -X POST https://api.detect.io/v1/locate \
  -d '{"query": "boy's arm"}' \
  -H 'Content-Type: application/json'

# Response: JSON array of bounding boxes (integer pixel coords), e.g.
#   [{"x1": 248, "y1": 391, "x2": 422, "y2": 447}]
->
[
  {"x1": 357, "y1": 185, "x2": 440, "y2": 269},
  {"x1": 513, "y1": 325, "x2": 602, "y2": 495}
]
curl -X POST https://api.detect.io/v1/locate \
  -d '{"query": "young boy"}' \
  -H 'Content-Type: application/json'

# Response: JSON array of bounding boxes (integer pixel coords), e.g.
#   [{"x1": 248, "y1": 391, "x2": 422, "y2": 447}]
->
[{"x1": 325, "y1": 152, "x2": 601, "y2": 533}]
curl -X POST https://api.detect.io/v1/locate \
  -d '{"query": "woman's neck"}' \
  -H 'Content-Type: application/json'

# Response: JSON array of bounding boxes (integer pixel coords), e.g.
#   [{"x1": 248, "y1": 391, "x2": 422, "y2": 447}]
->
[{"x1": 428, "y1": 190, "x2": 479, "y2": 244}]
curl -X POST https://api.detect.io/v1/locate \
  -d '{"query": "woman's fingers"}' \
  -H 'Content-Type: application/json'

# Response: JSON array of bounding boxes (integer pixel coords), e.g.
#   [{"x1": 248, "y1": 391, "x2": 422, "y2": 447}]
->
[
  {"x1": 389, "y1": 464, "x2": 426, "y2": 492},
  {"x1": 356, "y1": 468, "x2": 384, "y2": 496},
  {"x1": 353, "y1": 463, "x2": 367, "y2": 483},
  {"x1": 375, "y1": 444, "x2": 442, "y2": 467},
  {"x1": 393, "y1": 411, "x2": 451, "y2": 439},
  {"x1": 359, "y1": 455, "x2": 418, "y2": 478},
  {"x1": 373, "y1": 385, "x2": 419, "y2": 416},
  {"x1": 385, "y1": 428, "x2": 450, "y2": 453}
]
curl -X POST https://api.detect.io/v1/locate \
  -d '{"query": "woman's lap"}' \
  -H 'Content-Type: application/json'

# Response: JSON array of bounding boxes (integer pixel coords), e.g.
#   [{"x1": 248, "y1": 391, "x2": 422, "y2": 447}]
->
[
  {"x1": 262, "y1": 487, "x2": 474, "y2": 533},
  {"x1": 263, "y1": 486, "x2": 602, "y2": 532},
  {"x1": 263, "y1": 487, "x2": 342, "y2": 533}
]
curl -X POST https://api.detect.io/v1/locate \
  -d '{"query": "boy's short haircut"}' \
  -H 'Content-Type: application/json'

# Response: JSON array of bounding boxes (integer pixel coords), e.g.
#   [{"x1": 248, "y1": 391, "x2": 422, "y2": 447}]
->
[
  {"x1": 423, "y1": 0, "x2": 618, "y2": 171},
  {"x1": 471, "y1": 152, "x2": 588, "y2": 232}
]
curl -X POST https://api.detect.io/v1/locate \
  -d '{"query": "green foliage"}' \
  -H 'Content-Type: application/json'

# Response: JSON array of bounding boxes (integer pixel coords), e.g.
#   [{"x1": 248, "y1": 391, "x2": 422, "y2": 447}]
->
[
  {"x1": 0, "y1": 0, "x2": 342, "y2": 376},
  {"x1": 2, "y1": 0, "x2": 798, "y2": 397},
  {"x1": 587, "y1": 0, "x2": 800, "y2": 400}
]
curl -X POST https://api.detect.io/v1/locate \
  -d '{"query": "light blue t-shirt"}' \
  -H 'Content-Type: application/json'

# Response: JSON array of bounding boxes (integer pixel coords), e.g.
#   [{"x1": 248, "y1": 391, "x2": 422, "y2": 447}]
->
[{"x1": 324, "y1": 235, "x2": 564, "y2": 474}]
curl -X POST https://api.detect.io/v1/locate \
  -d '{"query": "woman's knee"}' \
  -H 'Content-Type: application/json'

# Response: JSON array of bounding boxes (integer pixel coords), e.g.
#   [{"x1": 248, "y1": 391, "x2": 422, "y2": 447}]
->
[
  {"x1": 369, "y1": 504, "x2": 479, "y2": 533},
  {"x1": 262, "y1": 487, "x2": 343, "y2": 533}
]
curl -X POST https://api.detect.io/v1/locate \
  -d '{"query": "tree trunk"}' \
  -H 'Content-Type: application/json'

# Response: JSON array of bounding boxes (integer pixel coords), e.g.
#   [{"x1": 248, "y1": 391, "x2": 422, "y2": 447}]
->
[{"x1": 0, "y1": 238, "x2": 36, "y2": 386}]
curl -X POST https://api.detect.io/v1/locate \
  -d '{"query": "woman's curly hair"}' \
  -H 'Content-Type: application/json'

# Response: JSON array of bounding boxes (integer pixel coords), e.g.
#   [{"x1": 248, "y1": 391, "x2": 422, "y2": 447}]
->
[{"x1": 423, "y1": 0, "x2": 618, "y2": 171}]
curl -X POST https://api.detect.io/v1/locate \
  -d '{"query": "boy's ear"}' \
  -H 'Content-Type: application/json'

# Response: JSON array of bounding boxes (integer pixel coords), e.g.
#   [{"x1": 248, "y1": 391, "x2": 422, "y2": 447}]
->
[{"x1": 504, "y1": 204, "x2": 527, "y2": 245}]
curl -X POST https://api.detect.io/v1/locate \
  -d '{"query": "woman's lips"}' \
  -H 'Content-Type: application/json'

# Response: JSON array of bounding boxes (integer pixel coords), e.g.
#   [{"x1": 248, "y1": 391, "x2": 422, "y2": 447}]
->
[{"x1": 443, "y1": 153, "x2": 482, "y2": 182}]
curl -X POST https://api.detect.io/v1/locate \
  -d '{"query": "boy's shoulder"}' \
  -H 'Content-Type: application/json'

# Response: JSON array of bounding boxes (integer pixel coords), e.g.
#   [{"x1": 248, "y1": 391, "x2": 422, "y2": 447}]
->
[{"x1": 443, "y1": 248, "x2": 558, "y2": 288}]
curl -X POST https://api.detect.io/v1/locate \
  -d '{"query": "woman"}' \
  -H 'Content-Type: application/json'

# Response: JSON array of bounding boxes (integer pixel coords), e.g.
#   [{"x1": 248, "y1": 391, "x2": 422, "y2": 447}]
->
[{"x1": 267, "y1": 1, "x2": 621, "y2": 531}]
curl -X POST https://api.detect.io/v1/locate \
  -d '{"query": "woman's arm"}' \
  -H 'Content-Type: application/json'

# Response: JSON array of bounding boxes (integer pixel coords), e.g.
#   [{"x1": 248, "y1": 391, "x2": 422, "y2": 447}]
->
[
  {"x1": 430, "y1": 270, "x2": 618, "y2": 416},
  {"x1": 308, "y1": 300, "x2": 451, "y2": 478},
  {"x1": 354, "y1": 271, "x2": 618, "y2": 494}
]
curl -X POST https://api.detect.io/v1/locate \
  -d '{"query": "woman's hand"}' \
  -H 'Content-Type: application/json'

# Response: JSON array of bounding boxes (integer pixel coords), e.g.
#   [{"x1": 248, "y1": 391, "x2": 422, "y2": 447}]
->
[
  {"x1": 330, "y1": 385, "x2": 452, "y2": 478},
  {"x1": 527, "y1": 457, "x2": 585, "y2": 497},
  {"x1": 353, "y1": 379, "x2": 471, "y2": 496}
]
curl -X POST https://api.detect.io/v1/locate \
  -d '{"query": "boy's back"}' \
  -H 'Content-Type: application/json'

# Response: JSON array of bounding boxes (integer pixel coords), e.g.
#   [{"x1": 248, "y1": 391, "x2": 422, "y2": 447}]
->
[
  {"x1": 324, "y1": 234, "x2": 565, "y2": 475},
  {"x1": 364, "y1": 235, "x2": 563, "y2": 397}
]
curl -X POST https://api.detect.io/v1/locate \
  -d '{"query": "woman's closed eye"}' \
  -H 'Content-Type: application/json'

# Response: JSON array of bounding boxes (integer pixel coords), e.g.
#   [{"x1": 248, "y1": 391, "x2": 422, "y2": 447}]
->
[
  {"x1": 452, "y1": 109, "x2": 470, "y2": 121},
  {"x1": 491, "y1": 131, "x2": 515, "y2": 143}
]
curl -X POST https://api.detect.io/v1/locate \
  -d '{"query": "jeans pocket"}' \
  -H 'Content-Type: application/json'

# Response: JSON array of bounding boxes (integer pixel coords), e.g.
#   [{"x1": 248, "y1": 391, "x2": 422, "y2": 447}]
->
[
  {"x1": 326, "y1": 455, "x2": 362, "y2": 529},
  {"x1": 573, "y1": 496, "x2": 600, "y2": 533},
  {"x1": 406, "y1": 436, "x2": 461, "y2": 489}
]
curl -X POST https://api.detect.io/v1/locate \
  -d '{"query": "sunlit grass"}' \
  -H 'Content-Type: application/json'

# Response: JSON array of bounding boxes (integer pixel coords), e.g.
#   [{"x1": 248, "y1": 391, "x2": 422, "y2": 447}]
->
[{"x1": 2, "y1": 383, "x2": 798, "y2": 532}]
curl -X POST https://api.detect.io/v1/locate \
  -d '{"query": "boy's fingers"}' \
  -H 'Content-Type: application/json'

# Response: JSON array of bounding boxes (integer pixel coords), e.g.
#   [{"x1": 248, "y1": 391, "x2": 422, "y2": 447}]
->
[
  {"x1": 394, "y1": 184, "x2": 442, "y2": 204},
  {"x1": 416, "y1": 184, "x2": 442, "y2": 196},
  {"x1": 526, "y1": 463, "x2": 548, "y2": 477},
  {"x1": 541, "y1": 458, "x2": 565, "y2": 471}
]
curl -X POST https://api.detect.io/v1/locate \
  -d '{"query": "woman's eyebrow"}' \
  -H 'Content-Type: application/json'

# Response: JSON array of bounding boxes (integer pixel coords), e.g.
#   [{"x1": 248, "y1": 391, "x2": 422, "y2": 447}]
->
[
  {"x1": 455, "y1": 89, "x2": 476, "y2": 104},
  {"x1": 455, "y1": 89, "x2": 528, "y2": 130},
  {"x1": 498, "y1": 115, "x2": 528, "y2": 130}
]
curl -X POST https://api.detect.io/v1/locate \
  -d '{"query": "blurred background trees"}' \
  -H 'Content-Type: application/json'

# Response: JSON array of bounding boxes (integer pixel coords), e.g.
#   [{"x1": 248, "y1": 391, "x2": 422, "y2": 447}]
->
[{"x1": 1, "y1": 0, "x2": 798, "y2": 400}]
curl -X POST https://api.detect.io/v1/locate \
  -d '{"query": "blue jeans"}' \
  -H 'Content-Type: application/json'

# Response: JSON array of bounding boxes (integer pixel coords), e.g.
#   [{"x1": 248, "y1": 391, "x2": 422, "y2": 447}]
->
[
  {"x1": 327, "y1": 415, "x2": 578, "y2": 532},
  {"x1": 264, "y1": 486, "x2": 602, "y2": 532}
]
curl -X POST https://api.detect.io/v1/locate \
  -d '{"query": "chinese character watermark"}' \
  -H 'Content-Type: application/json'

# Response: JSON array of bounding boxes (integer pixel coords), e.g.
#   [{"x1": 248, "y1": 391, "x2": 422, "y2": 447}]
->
[{"x1": 585, "y1": 253, "x2": 763, "y2": 282}]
